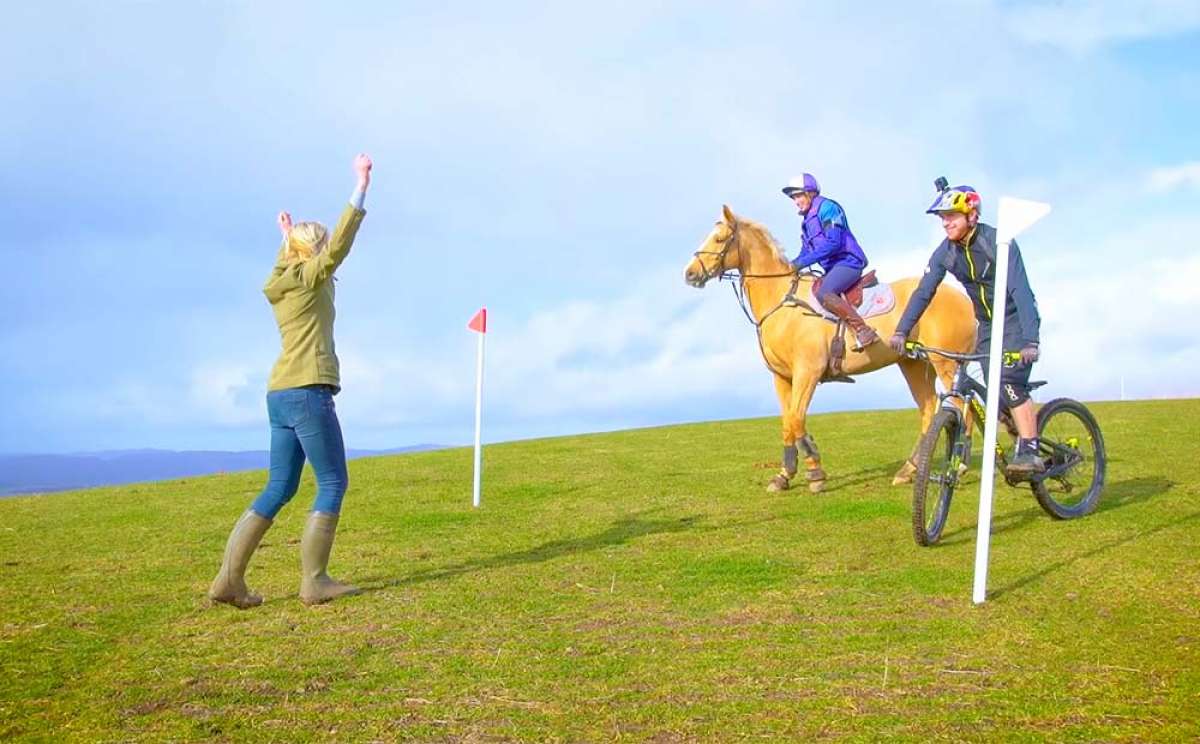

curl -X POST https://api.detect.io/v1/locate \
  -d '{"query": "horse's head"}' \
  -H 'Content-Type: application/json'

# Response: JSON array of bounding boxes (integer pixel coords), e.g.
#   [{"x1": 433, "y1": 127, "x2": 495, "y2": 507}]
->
[
  {"x1": 684, "y1": 205, "x2": 742, "y2": 288},
  {"x1": 685, "y1": 205, "x2": 793, "y2": 287}
]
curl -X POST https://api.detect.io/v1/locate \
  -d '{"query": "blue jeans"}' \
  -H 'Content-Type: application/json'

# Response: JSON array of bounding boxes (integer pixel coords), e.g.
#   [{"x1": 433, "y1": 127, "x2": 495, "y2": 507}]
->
[
  {"x1": 250, "y1": 385, "x2": 348, "y2": 519},
  {"x1": 815, "y1": 263, "x2": 863, "y2": 304}
]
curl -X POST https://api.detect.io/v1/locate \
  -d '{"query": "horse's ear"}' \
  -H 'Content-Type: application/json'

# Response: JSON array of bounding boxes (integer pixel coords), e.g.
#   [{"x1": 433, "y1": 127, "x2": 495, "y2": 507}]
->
[{"x1": 722, "y1": 204, "x2": 737, "y2": 225}]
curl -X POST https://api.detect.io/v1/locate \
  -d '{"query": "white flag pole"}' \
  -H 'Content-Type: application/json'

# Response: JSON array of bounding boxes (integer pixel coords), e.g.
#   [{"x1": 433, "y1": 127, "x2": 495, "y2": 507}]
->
[
  {"x1": 973, "y1": 197, "x2": 1051, "y2": 605},
  {"x1": 472, "y1": 325, "x2": 485, "y2": 509}
]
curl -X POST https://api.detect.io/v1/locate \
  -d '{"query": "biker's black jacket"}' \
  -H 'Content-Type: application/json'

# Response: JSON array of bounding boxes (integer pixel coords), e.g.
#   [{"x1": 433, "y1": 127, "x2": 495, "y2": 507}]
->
[{"x1": 896, "y1": 223, "x2": 1041, "y2": 350}]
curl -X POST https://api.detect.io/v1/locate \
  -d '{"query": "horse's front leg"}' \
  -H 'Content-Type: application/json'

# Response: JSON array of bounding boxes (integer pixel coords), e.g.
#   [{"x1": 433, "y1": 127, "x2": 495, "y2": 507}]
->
[
  {"x1": 768, "y1": 369, "x2": 826, "y2": 493},
  {"x1": 797, "y1": 430, "x2": 826, "y2": 493},
  {"x1": 768, "y1": 375, "x2": 796, "y2": 492}
]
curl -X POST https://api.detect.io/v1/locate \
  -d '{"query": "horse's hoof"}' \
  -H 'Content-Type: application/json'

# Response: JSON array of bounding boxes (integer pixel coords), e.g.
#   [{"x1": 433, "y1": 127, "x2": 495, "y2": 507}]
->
[
  {"x1": 808, "y1": 480, "x2": 825, "y2": 494},
  {"x1": 892, "y1": 461, "x2": 917, "y2": 485},
  {"x1": 767, "y1": 474, "x2": 790, "y2": 492}
]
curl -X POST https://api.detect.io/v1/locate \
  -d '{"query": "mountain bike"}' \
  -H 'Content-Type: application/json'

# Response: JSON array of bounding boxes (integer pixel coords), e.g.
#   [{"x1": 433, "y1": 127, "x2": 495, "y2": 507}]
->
[{"x1": 904, "y1": 342, "x2": 1106, "y2": 546}]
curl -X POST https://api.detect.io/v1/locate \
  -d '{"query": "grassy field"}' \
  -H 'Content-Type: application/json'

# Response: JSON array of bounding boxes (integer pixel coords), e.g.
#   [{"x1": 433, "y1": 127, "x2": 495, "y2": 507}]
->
[{"x1": 1, "y1": 399, "x2": 1197, "y2": 742}]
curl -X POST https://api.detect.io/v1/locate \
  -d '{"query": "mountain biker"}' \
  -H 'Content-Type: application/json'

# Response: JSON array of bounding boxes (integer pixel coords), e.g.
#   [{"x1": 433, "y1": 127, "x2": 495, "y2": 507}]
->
[{"x1": 889, "y1": 184, "x2": 1044, "y2": 477}]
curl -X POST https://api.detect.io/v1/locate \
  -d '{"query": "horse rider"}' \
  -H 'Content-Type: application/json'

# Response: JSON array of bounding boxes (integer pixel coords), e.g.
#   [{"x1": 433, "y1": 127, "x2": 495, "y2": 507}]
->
[
  {"x1": 782, "y1": 174, "x2": 880, "y2": 350},
  {"x1": 889, "y1": 184, "x2": 1045, "y2": 477}
]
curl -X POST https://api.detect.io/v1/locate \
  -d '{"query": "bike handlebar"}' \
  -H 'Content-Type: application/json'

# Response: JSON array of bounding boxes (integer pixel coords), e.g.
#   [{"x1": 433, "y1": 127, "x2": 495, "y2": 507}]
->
[{"x1": 904, "y1": 342, "x2": 1021, "y2": 365}]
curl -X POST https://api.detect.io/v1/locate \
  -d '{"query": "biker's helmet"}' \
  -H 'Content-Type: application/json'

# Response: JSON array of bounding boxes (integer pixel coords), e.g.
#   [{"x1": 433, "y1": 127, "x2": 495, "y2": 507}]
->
[
  {"x1": 782, "y1": 173, "x2": 820, "y2": 197},
  {"x1": 926, "y1": 184, "x2": 981, "y2": 215}
]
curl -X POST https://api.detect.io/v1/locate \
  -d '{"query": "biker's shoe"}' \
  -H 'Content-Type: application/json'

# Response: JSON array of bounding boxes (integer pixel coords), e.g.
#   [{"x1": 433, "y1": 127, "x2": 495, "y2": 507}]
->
[{"x1": 1005, "y1": 441, "x2": 1046, "y2": 480}]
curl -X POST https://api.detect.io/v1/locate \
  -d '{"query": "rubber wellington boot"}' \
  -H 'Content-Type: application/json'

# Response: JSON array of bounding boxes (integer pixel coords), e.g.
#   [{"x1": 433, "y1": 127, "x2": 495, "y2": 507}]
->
[
  {"x1": 209, "y1": 510, "x2": 272, "y2": 609},
  {"x1": 299, "y1": 511, "x2": 361, "y2": 605},
  {"x1": 820, "y1": 294, "x2": 881, "y2": 351}
]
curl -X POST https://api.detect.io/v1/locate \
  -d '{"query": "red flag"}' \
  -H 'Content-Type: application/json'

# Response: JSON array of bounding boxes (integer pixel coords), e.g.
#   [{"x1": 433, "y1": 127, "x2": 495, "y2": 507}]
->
[{"x1": 467, "y1": 307, "x2": 487, "y2": 334}]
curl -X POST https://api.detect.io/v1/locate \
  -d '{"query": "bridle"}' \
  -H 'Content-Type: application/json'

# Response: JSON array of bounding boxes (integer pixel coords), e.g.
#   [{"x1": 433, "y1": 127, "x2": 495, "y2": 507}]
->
[
  {"x1": 690, "y1": 221, "x2": 824, "y2": 379},
  {"x1": 690, "y1": 222, "x2": 744, "y2": 287},
  {"x1": 691, "y1": 222, "x2": 823, "y2": 323}
]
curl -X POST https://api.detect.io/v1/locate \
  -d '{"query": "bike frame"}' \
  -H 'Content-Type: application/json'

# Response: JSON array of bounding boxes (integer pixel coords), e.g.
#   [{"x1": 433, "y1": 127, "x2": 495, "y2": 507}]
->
[
  {"x1": 907, "y1": 343, "x2": 1104, "y2": 547},
  {"x1": 909, "y1": 344, "x2": 1025, "y2": 479}
]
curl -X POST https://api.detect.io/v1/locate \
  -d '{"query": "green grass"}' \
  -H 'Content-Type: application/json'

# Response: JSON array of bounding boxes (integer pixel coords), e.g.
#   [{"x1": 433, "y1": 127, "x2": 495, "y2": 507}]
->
[{"x1": 1, "y1": 400, "x2": 1198, "y2": 742}]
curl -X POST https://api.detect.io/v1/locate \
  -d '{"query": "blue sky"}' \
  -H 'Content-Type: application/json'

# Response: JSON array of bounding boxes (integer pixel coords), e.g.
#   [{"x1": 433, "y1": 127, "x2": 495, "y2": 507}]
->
[{"x1": 2, "y1": 1, "x2": 1198, "y2": 454}]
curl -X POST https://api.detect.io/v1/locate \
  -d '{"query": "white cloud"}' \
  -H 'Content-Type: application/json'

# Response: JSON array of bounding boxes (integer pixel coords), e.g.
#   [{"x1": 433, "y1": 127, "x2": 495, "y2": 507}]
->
[
  {"x1": 1005, "y1": 0, "x2": 1200, "y2": 53},
  {"x1": 75, "y1": 362, "x2": 265, "y2": 431},
  {"x1": 332, "y1": 266, "x2": 773, "y2": 431},
  {"x1": 1032, "y1": 220, "x2": 1200, "y2": 402},
  {"x1": 333, "y1": 223, "x2": 1200, "y2": 444},
  {"x1": 1146, "y1": 162, "x2": 1200, "y2": 193},
  {"x1": 4, "y1": 2, "x2": 1197, "y2": 454},
  {"x1": 80, "y1": 198, "x2": 1200, "y2": 449},
  {"x1": 186, "y1": 363, "x2": 262, "y2": 427},
  {"x1": 52, "y1": 210, "x2": 1198, "y2": 455}
]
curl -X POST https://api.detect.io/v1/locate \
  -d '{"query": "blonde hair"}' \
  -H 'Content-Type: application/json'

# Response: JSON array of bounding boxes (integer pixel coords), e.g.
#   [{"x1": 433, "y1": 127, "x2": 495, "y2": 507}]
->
[{"x1": 281, "y1": 221, "x2": 329, "y2": 262}]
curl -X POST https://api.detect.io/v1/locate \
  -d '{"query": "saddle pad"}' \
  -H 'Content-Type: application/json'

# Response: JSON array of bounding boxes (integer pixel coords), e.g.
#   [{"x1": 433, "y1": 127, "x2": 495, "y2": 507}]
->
[{"x1": 807, "y1": 281, "x2": 896, "y2": 320}]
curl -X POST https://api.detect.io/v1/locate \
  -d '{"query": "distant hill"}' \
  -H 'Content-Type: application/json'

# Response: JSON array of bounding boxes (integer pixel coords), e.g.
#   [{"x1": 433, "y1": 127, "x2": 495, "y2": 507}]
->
[{"x1": 0, "y1": 445, "x2": 446, "y2": 496}]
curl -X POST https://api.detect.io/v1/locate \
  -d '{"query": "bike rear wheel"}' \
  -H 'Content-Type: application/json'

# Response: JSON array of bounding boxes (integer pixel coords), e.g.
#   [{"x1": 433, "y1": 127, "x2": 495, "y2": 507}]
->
[
  {"x1": 1032, "y1": 398, "x2": 1106, "y2": 519},
  {"x1": 912, "y1": 409, "x2": 963, "y2": 546}
]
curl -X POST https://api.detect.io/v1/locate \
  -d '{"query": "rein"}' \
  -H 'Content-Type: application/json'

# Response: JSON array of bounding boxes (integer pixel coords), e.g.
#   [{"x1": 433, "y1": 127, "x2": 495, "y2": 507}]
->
[{"x1": 691, "y1": 225, "x2": 825, "y2": 380}]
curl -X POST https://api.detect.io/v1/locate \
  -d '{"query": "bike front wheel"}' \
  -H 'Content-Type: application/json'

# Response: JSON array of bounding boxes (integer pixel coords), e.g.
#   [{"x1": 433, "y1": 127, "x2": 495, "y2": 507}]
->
[
  {"x1": 912, "y1": 409, "x2": 963, "y2": 546},
  {"x1": 1032, "y1": 398, "x2": 1106, "y2": 519}
]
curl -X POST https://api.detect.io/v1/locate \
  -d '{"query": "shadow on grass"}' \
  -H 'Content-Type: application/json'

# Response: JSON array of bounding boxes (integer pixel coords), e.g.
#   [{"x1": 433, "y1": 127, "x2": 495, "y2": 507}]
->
[
  {"x1": 992, "y1": 509, "x2": 1200, "y2": 599},
  {"x1": 818, "y1": 460, "x2": 910, "y2": 494},
  {"x1": 1095, "y1": 476, "x2": 1175, "y2": 515},
  {"x1": 916, "y1": 476, "x2": 1176, "y2": 549},
  {"x1": 937, "y1": 503, "x2": 1043, "y2": 547},
  {"x1": 361, "y1": 509, "x2": 710, "y2": 592}
]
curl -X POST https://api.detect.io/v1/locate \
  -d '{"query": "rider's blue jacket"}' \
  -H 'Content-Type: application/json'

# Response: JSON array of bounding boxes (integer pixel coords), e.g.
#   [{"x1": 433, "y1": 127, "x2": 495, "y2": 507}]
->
[
  {"x1": 790, "y1": 195, "x2": 868, "y2": 272},
  {"x1": 896, "y1": 223, "x2": 1040, "y2": 350}
]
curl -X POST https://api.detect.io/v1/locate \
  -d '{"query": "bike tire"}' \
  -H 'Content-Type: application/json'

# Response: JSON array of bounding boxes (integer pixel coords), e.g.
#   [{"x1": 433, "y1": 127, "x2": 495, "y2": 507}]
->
[
  {"x1": 1032, "y1": 397, "x2": 1106, "y2": 519},
  {"x1": 912, "y1": 409, "x2": 962, "y2": 546}
]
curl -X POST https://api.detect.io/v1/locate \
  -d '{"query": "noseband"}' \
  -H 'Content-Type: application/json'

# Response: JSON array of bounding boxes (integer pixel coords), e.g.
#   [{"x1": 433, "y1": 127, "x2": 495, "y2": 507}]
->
[
  {"x1": 691, "y1": 223, "x2": 741, "y2": 285},
  {"x1": 691, "y1": 221, "x2": 822, "y2": 381}
]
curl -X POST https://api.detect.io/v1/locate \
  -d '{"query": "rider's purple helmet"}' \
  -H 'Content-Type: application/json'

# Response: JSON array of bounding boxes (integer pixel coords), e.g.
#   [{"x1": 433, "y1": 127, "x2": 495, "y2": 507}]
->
[{"x1": 781, "y1": 173, "x2": 820, "y2": 197}]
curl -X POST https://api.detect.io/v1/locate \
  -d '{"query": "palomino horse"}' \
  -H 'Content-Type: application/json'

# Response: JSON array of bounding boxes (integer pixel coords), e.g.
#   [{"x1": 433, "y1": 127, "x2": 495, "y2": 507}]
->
[{"x1": 683, "y1": 205, "x2": 976, "y2": 493}]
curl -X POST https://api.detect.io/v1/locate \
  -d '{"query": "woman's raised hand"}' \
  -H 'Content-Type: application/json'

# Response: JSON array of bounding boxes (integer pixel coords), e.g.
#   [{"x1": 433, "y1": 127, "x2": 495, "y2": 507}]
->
[
  {"x1": 277, "y1": 211, "x2": 293, "y2": 237},
  {"x1": 353, "y1": 153, "x2": 372, "y2": 190}
]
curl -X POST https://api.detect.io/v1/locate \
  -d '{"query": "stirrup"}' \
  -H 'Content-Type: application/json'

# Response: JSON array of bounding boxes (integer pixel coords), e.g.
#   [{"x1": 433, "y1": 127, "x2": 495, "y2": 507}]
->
[{"x1": 820, "y1": 373, "x2": 856, "y2": 384}]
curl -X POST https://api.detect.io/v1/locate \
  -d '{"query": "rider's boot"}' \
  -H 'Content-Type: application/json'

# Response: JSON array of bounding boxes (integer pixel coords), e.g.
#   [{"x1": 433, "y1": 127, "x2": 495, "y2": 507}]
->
[
  {"x1": 1005, "y1": 437, "x2": 1046, "y2": 479},
  {"x1": 820, "y1": 294, "x2": 881, "y2": 351}
]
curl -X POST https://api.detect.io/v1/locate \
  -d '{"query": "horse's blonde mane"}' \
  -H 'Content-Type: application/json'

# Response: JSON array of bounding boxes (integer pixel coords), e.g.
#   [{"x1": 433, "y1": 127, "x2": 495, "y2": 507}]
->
[{"x1": 734, "y1": 217, "x2": 790, "y2": 267}]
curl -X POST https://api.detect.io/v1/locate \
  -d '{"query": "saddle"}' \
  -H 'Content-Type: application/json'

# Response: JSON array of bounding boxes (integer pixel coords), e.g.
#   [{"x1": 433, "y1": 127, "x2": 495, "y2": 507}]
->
[
  {"x1": 807, "y1": 271, "x2": 895, "y2": 383},
  {"x1": 813, "y1": 270, "x2": 878, "y2": 309}
]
